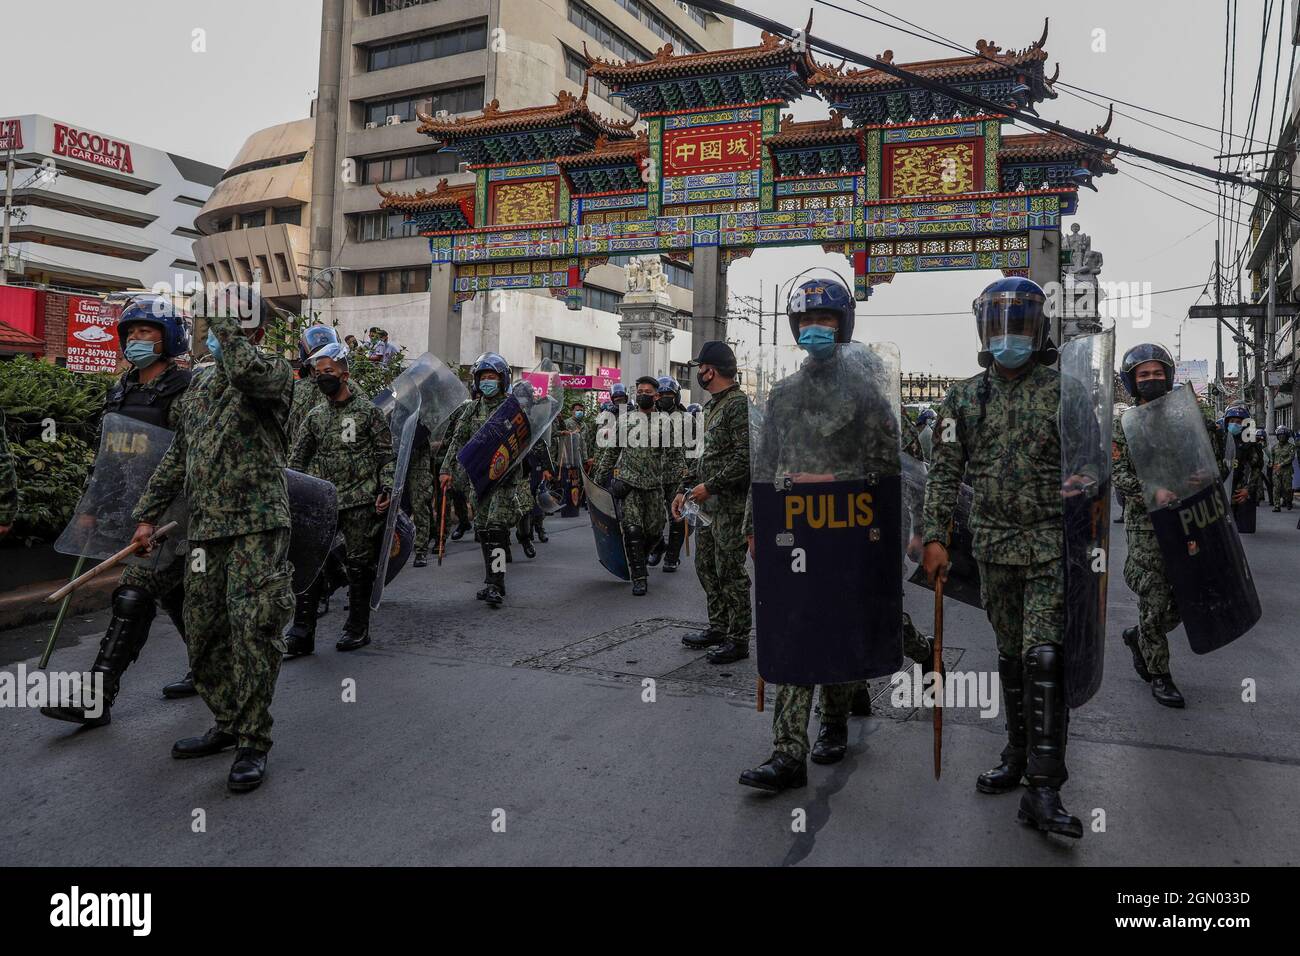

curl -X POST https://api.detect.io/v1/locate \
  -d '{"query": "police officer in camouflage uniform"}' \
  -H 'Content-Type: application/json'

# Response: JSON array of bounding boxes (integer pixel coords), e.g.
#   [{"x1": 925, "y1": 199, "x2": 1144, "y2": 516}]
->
[
  {"x1": 647, "y1": 376, "x2": 688, "y2": 573},
  {"x1": 1112, "y1": 344, "x2": 1227, "y2": 709},
  {"x1": 288, "y1": 326, "x2": 341, "y2": 441},
  {"x1": 131, "y1": 293, "x2": 295, "y2": 793},
  {"x1": 286, "y1": 343, "x2": 394, "y2": 654},
  {"x1": 922, "y1": 277, "x2": 1084, "y2": 838},
  {"x1": 42, "y1": 297, "x2": 196, "y2": 727},
  {"x1": 674, "y1": 342, "x2": 751, "y2": 665},
  {"x1": 442, "y1": 397, "x2": 475, "y2": 540},
  {"x1": 408, "y1": 422, "x2": 438, "y2": 567},
  {"x1": 595, "y1": 375, "x2": 670, "y2": 596},
  {"x1": 439, "y1": 353, "x2": 531, "y2": 608},
  {"x1": 1269, "y1": 427, "x2": 1295, "y2": 511},
  {"x1": 1222, "y1": 404, "x2": 1263, "y2": 513}
]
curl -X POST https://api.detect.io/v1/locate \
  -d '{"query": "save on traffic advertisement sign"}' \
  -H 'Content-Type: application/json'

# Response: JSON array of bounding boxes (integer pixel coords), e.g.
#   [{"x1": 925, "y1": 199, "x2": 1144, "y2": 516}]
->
[{"x1": 64, "y1": 295, "x2": 122, "y2": 373}]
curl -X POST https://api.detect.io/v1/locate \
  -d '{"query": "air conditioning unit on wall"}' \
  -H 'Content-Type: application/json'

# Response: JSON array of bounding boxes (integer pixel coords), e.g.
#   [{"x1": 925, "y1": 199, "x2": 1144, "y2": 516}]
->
[
  {"x1": 385, "y1": 115, "x2": 402, "y2": 126},
  {"x1": 364, "y1": 121, "x2": 378, "y2": 129}
]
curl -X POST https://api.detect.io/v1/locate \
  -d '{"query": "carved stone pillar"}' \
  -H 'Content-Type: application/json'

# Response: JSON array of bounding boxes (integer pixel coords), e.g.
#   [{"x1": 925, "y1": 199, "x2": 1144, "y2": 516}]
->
[{"x1": 617, "y1": 295, "x2": 677, "y2": 384}]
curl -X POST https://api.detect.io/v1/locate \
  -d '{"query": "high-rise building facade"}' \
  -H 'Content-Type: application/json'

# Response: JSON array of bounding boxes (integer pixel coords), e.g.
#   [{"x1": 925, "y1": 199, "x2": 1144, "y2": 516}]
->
[{"x1": 308, "y1": 0, "x2": 733, "y2": 378}]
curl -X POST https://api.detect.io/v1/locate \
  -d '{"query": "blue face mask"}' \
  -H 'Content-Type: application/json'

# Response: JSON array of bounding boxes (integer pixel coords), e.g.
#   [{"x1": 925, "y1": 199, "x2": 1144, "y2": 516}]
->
[
  {"x1": 124, "y1": 340, "x2": 159, "y2": 368},
  {"x1": 479, "y1": 379, "x2": 499, "y2": 398},
  {"x1": 1227, "y1": 423, "x2": 1244, "y2": 436},
  {"x1": 798, "y1": 324, "x2": 837, "y2": 361},
  {"x1": 574, "y1": 410, "x2": 584, "y2": 420},
  {"x1": 206, "y1": 330, "x2": 222, "y2": 362},
  {"x1": 989, "y1": 334, "x2": 1034, "y2": 369}
]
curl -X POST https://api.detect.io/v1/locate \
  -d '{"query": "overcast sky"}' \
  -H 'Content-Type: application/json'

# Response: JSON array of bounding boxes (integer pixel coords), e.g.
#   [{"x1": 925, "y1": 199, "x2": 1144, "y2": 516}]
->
[{"x1": 1, "y1": 0, "x2": 1290, "y2": 377}]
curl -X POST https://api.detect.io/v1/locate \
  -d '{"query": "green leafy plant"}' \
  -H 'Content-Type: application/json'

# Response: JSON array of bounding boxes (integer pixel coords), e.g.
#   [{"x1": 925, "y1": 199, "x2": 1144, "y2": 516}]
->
[
  {"x1": 4, "y1": 434, "x2": 94, "y2": 546},
  {"x1": 0, "y1": 356, "x2": 114, "y2": 444}
]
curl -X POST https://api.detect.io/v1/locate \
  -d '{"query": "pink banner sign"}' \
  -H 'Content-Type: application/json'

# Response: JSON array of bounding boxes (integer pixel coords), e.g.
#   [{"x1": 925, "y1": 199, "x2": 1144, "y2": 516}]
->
[{"x1": 597, "y1": 366, "x2": 620, "y2": 381}]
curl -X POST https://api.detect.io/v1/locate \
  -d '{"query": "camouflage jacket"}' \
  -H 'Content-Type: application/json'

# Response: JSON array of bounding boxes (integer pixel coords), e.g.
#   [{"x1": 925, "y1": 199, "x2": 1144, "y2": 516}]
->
[
  {"x1": 439, "y1": 392, "x2": 530, "y2": 500},
  {"x1": 1225, "y1": 434, "x2": 1264, "y2": 492},
  {"x1": 593, "y1": 409, "x2": 671, "y2": 489},
  {"x1": 686, "y1": 384, "x2": 751, "y2": 514},
  {"x1": 289, "y1": 390, "x2": 394, "y2": 510},
  {"x1": 661, "y1": 417, "x2": 689, "y2": 489},
  {"x1": 1268, "y1": 438, "x2": 1296, "y2": 470},
  {"x1": 1112, "y1": 410, "x2": 1227, "y2": 533},
  {"x1": 0, "y1": 409, "x2": 17, "y2": 526},
  {"x1": 134, "y1": 315, "x2": 294, "y2": 541},
  {"x1": 288, "y1": 374, "x2": 320, "y2": 441},
  {"x1": 923, "y1": 363, "x2": 1072, "y2": 565},
  {"x1": 579, "y1": 413, "x2": 600, "y2": 462}
]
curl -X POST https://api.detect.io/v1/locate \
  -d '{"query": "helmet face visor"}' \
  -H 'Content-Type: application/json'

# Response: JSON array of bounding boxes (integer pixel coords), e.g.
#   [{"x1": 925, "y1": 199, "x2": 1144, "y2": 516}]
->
[{"x1": 973, "y1": 291, "x2": 1046, "y2": 350}]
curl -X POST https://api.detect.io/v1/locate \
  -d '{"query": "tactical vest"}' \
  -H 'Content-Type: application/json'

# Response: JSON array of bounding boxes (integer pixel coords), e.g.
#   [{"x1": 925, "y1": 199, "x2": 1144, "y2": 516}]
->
[{"x1": 103, "y1": 364, "x2": 192, "y2": 429}]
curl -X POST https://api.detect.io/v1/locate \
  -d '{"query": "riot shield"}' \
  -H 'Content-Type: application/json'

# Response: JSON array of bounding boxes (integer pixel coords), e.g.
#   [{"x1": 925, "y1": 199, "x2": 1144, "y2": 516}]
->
[
  {"x1": 582, "y1": 470, "x2": 630, "y2": 580},
  {"x1": 371, "y1": 352, "x2": 470, "y2": 609},
  {"x1": 55, "y1": 413, "x2": 188, "y2": 570},
  {"x1": 456, "y1": 362, "x2": 564, "y2": 501},
  {"x1": 750, "y1": 342, "x2": 904, "y2": 685},
  {"x1": 902, "y1": 457, "x2": 984, "y2": 609},
  {"x1": 285, "y1": 469, "x2": 337, "y2": 594},
  {"x1": 1059, "y1": 331, "x2": 1114, "y2": 708},
  {"x1": 555, "y1": 430, "x2": 585, "y2": 516},
  {"x1": 1223, "y1": 432, "x2": 1258, "y2": 534},
  {"x1": 1120, "y1": 387, "x2": 1261, "y2": 653}
]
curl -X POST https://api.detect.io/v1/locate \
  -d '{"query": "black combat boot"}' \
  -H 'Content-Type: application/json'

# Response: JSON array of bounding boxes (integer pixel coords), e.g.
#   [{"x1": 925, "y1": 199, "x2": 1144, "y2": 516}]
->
[
  {"x1": 646, "y1": 534, "x2": 666, "y2": 568},
  {"x1": 283, "y1": 576, "x2": 322, "y2": 658},
  {"x1": 158, "y1": 590, "x2": 197, "y2": 699},
  {"x1": 1017, "y1": 643, "x2": 1083, "y2": 839},
  {"x1": 1150, "y1": 673, "x2": 1186, "y2": 708},
  {"x1": 534, "y1": 516, "x2": 548, "y2": 543},
  {"x1": 706, "y1": 639, "x2": 749, "y2": 664},
  {"x1": 335, "y1": 572, "x2": 372, "y2": 651},
  {"x1": 739, "y1": 752, "x2": 808, "y2": 792},
  {"x1": 478, "y1": 529, "x2": 507, "y2": 608},
  {"x1": 810, "y1": 721, "x2": 849, "y2": 764},
  {"x1": 682, "y1": 628, "x2": 725, "y2": 649},
  {"x1": 450, "y1": 522, "x2": 471, "y2": 541},
  {"x1": 662, "y1": 520, "x2": 685, "y2": 572},
  {"x1": 40, "y1": 585, "x2": 155, "y2": 727},
  {"x1": 228, "y1": 747, "x2": 268, "y2": 793},
  {"x1": 1121, "y1": 626, "x2": 1151, "y2": 682},
  {"x1": 625, "y1": 525, "x2": 649, "y2": 596},
  {"x1": 172, "y1": 726, "x2": 238, "y2": 759},
  {"x1": 976, "y1": 653, "x2": 1027, "y2": 794},
  {"x1": 516, "y1": 517, "x2": 536, "y2": 559},
  {"x1": 413, "y1": 548, "x2": 428, "y2": 567}
]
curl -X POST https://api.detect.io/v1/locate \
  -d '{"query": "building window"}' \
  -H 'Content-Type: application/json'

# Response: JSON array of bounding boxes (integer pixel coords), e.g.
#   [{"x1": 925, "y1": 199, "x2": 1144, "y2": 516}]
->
[
  {"x1": 256, "y1": 256, "x2": 273, "y2": 283},
  {"x1": 367, "y1": 22, "x2": 488, "y2": 72},
  {"x1": 352, "y1": 267, "x2": 430, "y2": 295},
  {"x1": 671, "y1": 362, "x2": 692, "y2": 387},
  {"x1": 567, "y1": 0, "x2": 651, "y2": 64},
  {"x1": 539, "y1": 339, "x2": 587, "y2": 375},
  {"x1": 663, "y1": 259, "x2": 693, "y2": 290},
  {"x1": 241, "y1": 210, "x2": 266, "y2": 228},
  {"x1": 613, "y1": 0, "x2": 704, "y2": 54},
  {"x1": 369, "y1": 0, "x2": 436, "y2": 14},
  {"x1": 235, "y1": 257, "x2": 253, "y2": 282},
  {"x1": 677, "y1": 2, "x2": 708, "y2": 29},
  {"x1": 273, "y1": 205, "x2": 302, "y2": 226},
  {"x1": 356, "y1": 210, "x2": 419, "y2": 242},
  {"x1": 215, "y1": 218, "x2": 233, "y2": 232},
  {"x1": 274, "y1": 253, "x2": 292, "y2": 283},
  {"x1": 563, "y1": 46, "x2": 630, "y2": 113},
  {"x1": 361, "y1": 150, "x2": 460, "y2": 185},
  {"x1": 584, "y1": 285, "x2": 624, "y2": 313},
  {"x1": 364, "y1": 82, "x2": 484, "y2": 127}
]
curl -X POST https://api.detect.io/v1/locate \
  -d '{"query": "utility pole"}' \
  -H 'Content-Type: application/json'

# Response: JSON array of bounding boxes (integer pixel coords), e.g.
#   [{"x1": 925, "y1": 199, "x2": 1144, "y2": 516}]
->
[
  {"x1": 1264, "y1": 243, "x2": 1277, "y2": 436},
  {"x1": 1215, "y1": 239, "x2": 1224, "y2": 413},
  {"x1": 1236, "y1": 272, "x2": 1247, "y2": 407},
  {"x1": 0, "y1": 147, "x2": 15, "y2": 286}
]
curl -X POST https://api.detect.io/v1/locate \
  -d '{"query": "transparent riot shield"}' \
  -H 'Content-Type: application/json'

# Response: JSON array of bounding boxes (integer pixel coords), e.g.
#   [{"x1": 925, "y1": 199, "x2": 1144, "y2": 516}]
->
[
  {"x1": 1059, "y1": 330, "x2": 1114, "y2": 707},
  {"x1": 371, "y1": 351, "x2": 470, "y2": 609},
  {"x1": 750, "y1": 341, "x2": 904, "y2": 685},
  {"x1": 55, "y1": 413, "x2": 188, "y2": 570},
  {"x1": 455, "y1": 360, "x2": 564, "y2": 502},
  {"x1": 1120, "y1": 387, "x2": 1261, "y2": 653},
  {"x1": 285, "y1": 469, "x2": 338, "y2": 594},
  {"x1": 555, "y1": 430, "x2": 585, "y2": 516}
]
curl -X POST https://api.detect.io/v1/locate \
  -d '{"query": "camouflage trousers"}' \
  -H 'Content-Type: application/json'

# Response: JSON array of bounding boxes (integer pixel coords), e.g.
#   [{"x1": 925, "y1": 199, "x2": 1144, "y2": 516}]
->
[
  {"x1": 1274, "y1": 469, "x2": 1294, "y2": 507},
  {"x1": 1123, "y1": 530, "x2": 1179, "y2": 675},
  {"x1": 693, "y1": 506, "x2": 752, "y2": 646},
  {"x1": 410, "y1": 463, "x2": 436, "y2": 552},
  {"x1": 977, "y1": 558, "x2": 1065, "y2": 659},
  {"x1": 471, "y1": 477, "x2": 527, "y2": 531},
  {"x1": 184, "y1": 528, "x2": 294, "y2": 752},
  {"x1": 618, "y1": 484, "x2": 665, "y2": 533},
  {"x1": 338, "y1": 504, "x2": 384, "y2": 579},
  {"x1": 772, "y1": 612, "x2": 933, "y2": 760}
]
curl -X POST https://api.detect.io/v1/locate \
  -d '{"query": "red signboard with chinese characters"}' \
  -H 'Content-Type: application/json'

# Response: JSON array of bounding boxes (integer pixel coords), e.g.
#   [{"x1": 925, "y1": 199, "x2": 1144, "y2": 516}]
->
[
  {"x1": 64, "y1": 296, "x2": 122, "y2": 373},
  {"x1": 52, "y1": 123, "x2": 135, "y2": 174},
  {"x1": 0, "y1": 118, "x2": 22, "y2": 152},
  {"x1": 662, "y1": 121, "x2": 760, "y2": 177}
]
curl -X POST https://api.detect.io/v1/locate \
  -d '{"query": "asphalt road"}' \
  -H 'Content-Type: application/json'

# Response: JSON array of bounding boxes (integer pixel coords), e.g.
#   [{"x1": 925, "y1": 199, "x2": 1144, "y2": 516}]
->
[{"x1": 1, "y1": 501, "x2": 1296, "y2": 866}]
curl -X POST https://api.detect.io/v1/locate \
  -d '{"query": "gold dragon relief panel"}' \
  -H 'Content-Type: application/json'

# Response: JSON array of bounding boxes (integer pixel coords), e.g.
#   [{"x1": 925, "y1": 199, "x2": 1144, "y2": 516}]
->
[{"x1": 886, "y1": 141, "x2": 977, "y2": 199}]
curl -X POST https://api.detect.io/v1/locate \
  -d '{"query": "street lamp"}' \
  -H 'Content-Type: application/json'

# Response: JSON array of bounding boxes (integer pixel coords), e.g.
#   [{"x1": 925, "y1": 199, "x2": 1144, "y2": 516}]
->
[{"x1": 306, "y1": 265, "x2": 349, "y2": 321}]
